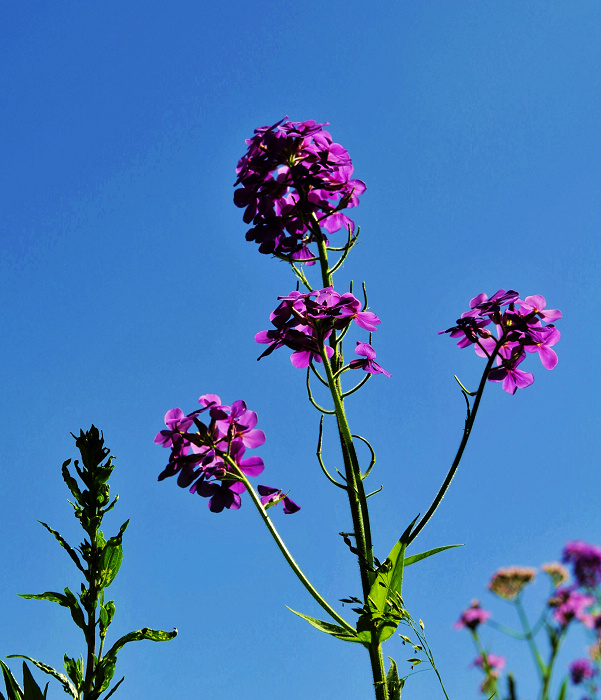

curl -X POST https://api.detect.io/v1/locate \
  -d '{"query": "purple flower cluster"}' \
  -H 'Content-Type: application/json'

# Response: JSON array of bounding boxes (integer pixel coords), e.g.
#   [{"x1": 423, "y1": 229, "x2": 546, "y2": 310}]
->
[
  {"x1": 570, "y1": 658, "x2": 597, "y2": 685},
  {"x1": 155, "y1": 394, "x2": 299, "y2": 514},
  {"x1": 234, "y1": 118, "x2": 365, "y2": 262},
  {"x1": 548, "y1": 587, "x2": 595, "y2": 628},
  {"x1": 440, "y1": 290, "x2": 561, "y2": 394},
  {"x1": 255, "y1": 287, "x2": 389, "y2": 376},
  {"x1": 563, "y1": 541, "x2": 601, "y2": 589},
  {"x1": 453, "y1": 600, "x2": 491, "y2": 630}
]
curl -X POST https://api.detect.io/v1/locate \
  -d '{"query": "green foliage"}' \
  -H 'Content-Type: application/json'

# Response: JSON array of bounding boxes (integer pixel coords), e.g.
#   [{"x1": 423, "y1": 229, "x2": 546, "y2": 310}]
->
[
  {"x1": 385, "y1": 657, "x2": 404, "y2": 700},
  {"x1": 287, "y1": 608, "x2": 361, "y2": 644},
  {"x1": 3, "y1": 426, "x2": 177, "y2": 700}
]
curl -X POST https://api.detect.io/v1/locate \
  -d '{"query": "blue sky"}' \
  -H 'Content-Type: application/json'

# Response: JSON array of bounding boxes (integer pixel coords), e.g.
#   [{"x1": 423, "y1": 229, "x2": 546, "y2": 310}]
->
[{"x1": 2, "y1": 2, "x2": 601, "y2": 698}]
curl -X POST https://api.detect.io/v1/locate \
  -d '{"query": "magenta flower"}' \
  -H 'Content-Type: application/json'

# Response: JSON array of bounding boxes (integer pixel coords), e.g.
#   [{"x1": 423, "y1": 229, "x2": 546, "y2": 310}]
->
[
  {"x1": 473, "y1": 654, "x2": 505, "y2": 671},
  {"x1": 258, "y1": 485, "x2": 301, "y2": 514},
  {"x1": 349, "y1": 342, "x2": 391, "y2": 377},
  {"x1": 234, "y1": 118, "x2": 365, "y2": 262},
  {"x1": 548, "y1": 587, "x2": 595, "y2": 628},
  {"x1": 570, "y1": 658, "x2": 597, "y2": 685},
  {"x1": 441, "y1": 289, "x2": 561, "y2": 394},
  {"x1": 453, "y1": 600, "x2": 491, "y2": 630},
  {"x1": 563, "y1": 541, "x2": 601, "y2": 588},
  {"x1": 155, "y1": 395, "x2": 288, "y2": 514}
]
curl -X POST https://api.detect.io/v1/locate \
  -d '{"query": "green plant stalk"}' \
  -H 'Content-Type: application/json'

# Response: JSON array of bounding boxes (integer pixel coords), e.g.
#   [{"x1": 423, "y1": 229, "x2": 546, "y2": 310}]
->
[
  {"x1": 221, "y1": 453, "x2": 356, "y2": 635},
  {"x1": 408, "y1": 341, "x2": 502, "y2": 545},
  {"x1": 313, "y1": 230, "x2": 387, "y2": 700},
  {"x1": 514, "y1": 597, "x2": 545, "y2": 682}
]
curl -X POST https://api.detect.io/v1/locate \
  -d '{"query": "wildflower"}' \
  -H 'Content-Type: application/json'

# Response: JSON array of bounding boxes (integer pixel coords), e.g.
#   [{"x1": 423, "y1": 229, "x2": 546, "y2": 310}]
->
[
  {"x1": 542, "y1": 562, "x2": 570, "y2": 587},
  {"x1": 234, "y1": 119, "x2": 365, "y2": 262},
  {"x1": 563, "y1": 541, "x2": 601, "y2": 588},
  {"x1": 453, "y1": 600, "x2": 491, "y2": 630},
  {"x1": 258, "y1": 485, "x2": 301, "y2": 514},
  {"x1": 570, "y1": 658, "x2": 596, "y2": 685},
  {"x1": 548, "y1": 588, "x2": 595, "y2": 628},
  {"x1": 473, "y1": 654, "x2": 505, "y2": 671},
  {"x1": 489, "y1": 566, "x2": 536, "y2": 599},
  {"x1": 349, "y1": 342, "x2": 391, "y2": 377},
  {"x1": 440, "y1": 289, "x2": 561, "y2": 394}
]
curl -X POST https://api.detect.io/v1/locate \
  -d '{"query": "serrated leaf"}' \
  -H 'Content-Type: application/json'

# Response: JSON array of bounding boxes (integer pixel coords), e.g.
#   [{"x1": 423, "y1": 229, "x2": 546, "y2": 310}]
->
[
  {"x1": 103, "y1": 627, "x2": 178, "y2": 660},
  {"x1": 0, "y1": 660, "x2": 23, "y2": 700},
  {"x1": 22, "y1": 663, "x2": 47, "y2": 700},
  {"x1": 386, "y1": 657, "x2": 402, "y2": 700},
  {"x1": 404, "y1": 544, "x2": 464, "y2": 568},
  {"x1": 287, "y1": 608, "x2": 362, "y2": 644},
  {"x1": 6, "y1": 658, "x2": 76, "y2": 699},
  {"x1": 37, "y1": 522, "x2": 84, "y2": 573}
]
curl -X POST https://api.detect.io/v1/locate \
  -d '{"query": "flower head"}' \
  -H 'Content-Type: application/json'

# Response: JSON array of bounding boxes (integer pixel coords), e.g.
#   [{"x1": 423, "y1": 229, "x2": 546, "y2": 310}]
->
[
  {"x1": 258, "y1": 485, "x2": 301, "y2": 514},
  {"x1": 473, "y1": 654, "x2": 505, "y2": 671},
  {"x1": 489, "y1": 566, "x2": 536, "y2": 599},
  {"x1": 155, "y1": 394, "x2": 298, "y2": 515},
  {"x1": 440, "y1": 289, "x2": 561, "y2": 394},
  {"x1": 234, "y1": 118, "x2": 365, "y2": 262},
  {"x1": 548, "y1": 587, "x2": 595, "y2": 628},
  {"x1": 454, "y1": 600, "x2": 491, "y2": 630},
  {"x1": 563, "y1": 541, "x2": 601, "y2": 588},
  {"x1": 570, "y1": 658, "x2": 596, "y2": 685},
  {"x1": 542, "y1": 562, "x2": 570, "y2": 587}
]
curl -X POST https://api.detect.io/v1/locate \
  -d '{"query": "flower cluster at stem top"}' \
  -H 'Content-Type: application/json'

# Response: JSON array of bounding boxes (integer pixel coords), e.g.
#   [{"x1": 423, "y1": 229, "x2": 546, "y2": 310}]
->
[
  {"x1": 154, "y1": 394, "x2": 299, "y2": 514},
  {"x1": 440, "y1": 290, "x2": 562, "y2": 394},
  {"x1": 255, "y1": 286, "x2": 390, "y2": 376},
  {"x1": 234, "y1": 118, "x2": 366, "y2": 263}
]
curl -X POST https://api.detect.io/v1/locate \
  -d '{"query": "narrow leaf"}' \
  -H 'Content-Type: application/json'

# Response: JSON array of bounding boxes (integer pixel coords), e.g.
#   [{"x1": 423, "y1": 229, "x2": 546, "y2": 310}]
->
[
  {"x1": 101, "y1": 543, "x2": 123, "y2": 588},
  {"x1": 102, "y1": 676, "x2": 125, "y2": 700},
  {"x1": 369, "y1": 516, "x2": 418, "y2": 615},
  {"x1": 38, "y1": 522, "x2": 84, "y2": 573},
  {"x1": 6, "y1": 657, "x2": 76, "y2": 699},
  {"x1": 22, "y1": 663, "x2": 47, "y2": 700},
  {"x1": 287, "y1": 608, "x2": 362, "y2": 644},
  {"x1": 0, "y1": 661, "x2": 23, "y2": 700},
  {"x1": 404, "y1": 544, "x2": 464, "y2": 568},
  {"x1": 556, "y1": 678, "x2": 568, "y2": 700},
  {"x1": 386, "y1": 657, "x2": 402, "y2": 700},
  {"x1": 103, "y1": 628, "x2": 178, "y2": 660}
]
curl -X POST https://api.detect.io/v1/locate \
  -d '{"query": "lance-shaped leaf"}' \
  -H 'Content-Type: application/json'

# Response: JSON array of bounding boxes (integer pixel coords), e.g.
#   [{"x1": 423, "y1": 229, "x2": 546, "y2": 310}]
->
[
  {"x1": 62, "y1": 656, "x2": 83, "y2": 693},
  {"x1": 101, "y1": 676, "x2": 124, "y2": 700},
  {"x1": 404, "y1": 543, "x2": 464, "y2": 568},
  {"x1": 6, "y1": 658, "x2": 76, "y2": 699},
  {"x1": 103, "y1": 628, "x2": 178, "y2": 660},
  {"x1": 61, "y1": 460, "x2": 83, "y2": 505},
  {"x1": 37, "y1": 521, "x2": 84, "y2": 573},
  {"x1": 99, "y1": 520, "x2": 128, "y2": 588},
  {"x1": 369, "y1": 516, "x2": 418, "y2": 614},
  {"x1": 287, "y1": 608, "x2": 362, "y2": 644},
  {"x1": 385, "y1": 657, "x2": 404, "y2": 700},
  {"x1": 556, "y1": 677, "x2": 568, "y2": 700},
  {"x1": 18, "y1": 589, "x2": 86, "y2": 632},
  {"x1": 22, "y1": 663, "x2": 48, "y2": 700},
  {"x1": 0, "y1": 660, "x2": 23, "y2": 700}
]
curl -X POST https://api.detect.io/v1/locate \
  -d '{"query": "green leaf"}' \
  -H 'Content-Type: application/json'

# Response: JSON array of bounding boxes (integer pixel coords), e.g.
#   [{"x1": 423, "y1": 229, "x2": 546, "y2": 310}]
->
[
  {"x1": 103, "y1": 628, "x2": 178, "y2": 661},
  {"x1": 61, "y1": 460, "x2": 83, "y2": 505},
  {"x1": 62, "y1": 656, "x2": 83, "y2": 691},
  {"x1": 18, "y1": 590, "x2": 86, "y2": 632},
  {"x1": 369, "y1": 516, "x2": 419, "y2": 614},
  {"x1": 286, "y1": 608, "x2": 362, "y2": 644},
  {"x1": 94, "y1": 656, "x2": 116, "y2": 693},
  {"x1": 101, "y1": 542, "x2": 123, "y2": 588},
  {"x1": 386, "y1": 657, "x2": 402, "y2": 700},
  {"x1": 404, "y1": 544, "x2": 464, "y2": 568},
  {"x1": 0, "y1": 660, "x2": 23, "y2": 700},
  {"x1": 6, "y1": 658, "x2": 76, "y2": 699},
  {"x1": 37, "y1": 522, "x2": 84, "y2": 573},
  {"x1": 21, "y1": 663, "x2": 48, "y2": 700},
  {"x1": 556, "y1": 677, "x2": 568, "y2": 700},
  {"x1": 102, "y1": 676, "x2": 125, "y2": 700}
]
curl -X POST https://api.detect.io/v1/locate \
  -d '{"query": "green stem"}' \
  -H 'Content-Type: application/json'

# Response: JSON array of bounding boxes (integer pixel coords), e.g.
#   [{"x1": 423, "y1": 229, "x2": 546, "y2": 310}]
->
[
  {"x1": 221, "y1": 454, "x2": 355, "y2": 634},
  {"x1": 408, "y1": 344, "x2": 501, "y2": 545},
  {"x1": 514, "y1": 598, "x2": 545, "y2": 682}
]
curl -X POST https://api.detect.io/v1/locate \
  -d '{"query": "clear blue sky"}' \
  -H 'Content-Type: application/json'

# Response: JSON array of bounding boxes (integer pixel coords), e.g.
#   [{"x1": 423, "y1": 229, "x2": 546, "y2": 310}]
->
[{"x1": 2, "y1": 2, "x2": 600, "y2": 698}]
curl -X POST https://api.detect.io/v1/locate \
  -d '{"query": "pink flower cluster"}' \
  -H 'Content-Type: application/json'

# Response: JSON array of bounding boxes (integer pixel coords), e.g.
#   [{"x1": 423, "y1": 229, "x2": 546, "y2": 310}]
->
[
  {"x1": 440, "y1": 290, "x2": 561, "y2": 394},
  {"x1": 234, "y1": 118, "x2": 365, "y2": 263},
  {"x1": 154, "y1": 394, "x2": 299, "y2": 514}
]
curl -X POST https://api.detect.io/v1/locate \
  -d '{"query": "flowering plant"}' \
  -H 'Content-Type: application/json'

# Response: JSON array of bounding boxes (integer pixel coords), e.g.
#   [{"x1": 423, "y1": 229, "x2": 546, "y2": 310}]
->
[
  {"x1": 455, "y1": 542, "x2": 601, "y2": 699},
  {"x1": 154, "y1": 118, "x2": 562, "y2": 699}
]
